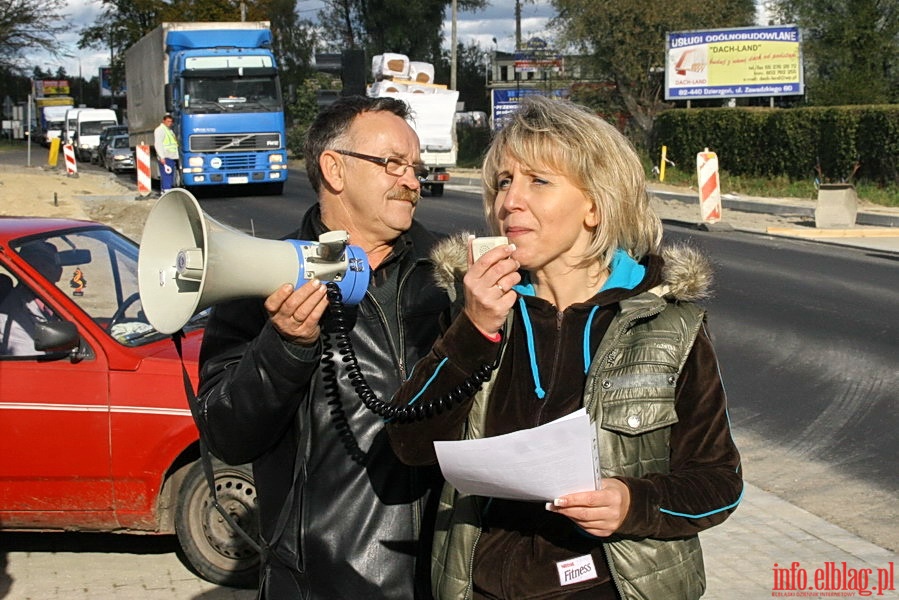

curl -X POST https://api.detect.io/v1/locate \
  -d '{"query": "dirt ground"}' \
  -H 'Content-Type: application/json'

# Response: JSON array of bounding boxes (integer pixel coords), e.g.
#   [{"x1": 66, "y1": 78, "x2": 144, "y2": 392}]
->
[{"x1": 0, "y1": 164, "x2": 154, "y2": 241}]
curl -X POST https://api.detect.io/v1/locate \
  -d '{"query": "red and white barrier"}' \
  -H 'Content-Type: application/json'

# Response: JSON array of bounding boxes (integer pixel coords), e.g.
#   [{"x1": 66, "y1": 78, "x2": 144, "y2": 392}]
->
[
  {"x1": 136, "y1": 144, "x2": 152, "y2": 196},
  {"x1": 696, "y1": 148, "x2": 722, "y2": 224},
  {"x1": 62, "y1": 143, "x2": 77, "y2": 175}
]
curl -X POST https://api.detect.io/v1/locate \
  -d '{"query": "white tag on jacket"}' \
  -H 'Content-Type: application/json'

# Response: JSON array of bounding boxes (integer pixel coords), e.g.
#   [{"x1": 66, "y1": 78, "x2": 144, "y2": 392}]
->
[{"x1": 556, "y1": 554, "x2": 598, "y2": 586}]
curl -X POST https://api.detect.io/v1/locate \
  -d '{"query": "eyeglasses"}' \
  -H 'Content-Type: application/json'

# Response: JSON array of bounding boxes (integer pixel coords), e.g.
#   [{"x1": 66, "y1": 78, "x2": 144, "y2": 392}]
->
[{"x1": 332, "y1": 149, "x2": 429, "y2": 179}]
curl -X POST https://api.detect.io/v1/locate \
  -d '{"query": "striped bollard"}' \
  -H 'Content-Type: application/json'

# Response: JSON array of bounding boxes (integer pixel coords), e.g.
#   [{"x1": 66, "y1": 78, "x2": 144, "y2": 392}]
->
[
  {"x1": 696, "y1": 148, "x2": 722, "y2": 224},
  {"x1": 62, "y1": 144, "x2": 78, "y2": 176},
  {"x1": 136, "y1": 144, "x2": 152, "y2": 197}
]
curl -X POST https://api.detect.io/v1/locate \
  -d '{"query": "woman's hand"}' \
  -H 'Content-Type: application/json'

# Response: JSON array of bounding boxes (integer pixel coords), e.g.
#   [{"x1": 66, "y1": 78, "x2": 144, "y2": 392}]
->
[
  {"x1": 545, "y1": 478, "x2": 631, "y2": 538},
  {"x1": 462, "y1": 236, "x2": 520, "y2": 338},
  {"x1": 265, "y1": 278, "x2": 329, "y2": 346}
]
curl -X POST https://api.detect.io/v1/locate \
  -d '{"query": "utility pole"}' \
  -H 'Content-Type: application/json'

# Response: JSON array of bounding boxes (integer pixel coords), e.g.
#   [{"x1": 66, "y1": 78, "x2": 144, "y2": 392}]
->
[
  {"x1": 450, "y1": 0, "x2": 458, "y2": 90},
  {"x1": 515, "y1": 0, "x2": 522, "y2": 51}
]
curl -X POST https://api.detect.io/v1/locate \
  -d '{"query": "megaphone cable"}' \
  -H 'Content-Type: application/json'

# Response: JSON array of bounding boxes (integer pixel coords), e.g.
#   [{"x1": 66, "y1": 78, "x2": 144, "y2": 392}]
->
[{"x1": 321, "y1": 282, "x2": 499, "y2": 425}]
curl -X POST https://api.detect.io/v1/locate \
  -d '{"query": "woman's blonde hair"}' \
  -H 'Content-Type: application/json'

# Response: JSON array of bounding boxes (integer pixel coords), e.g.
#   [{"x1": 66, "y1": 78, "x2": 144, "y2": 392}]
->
[{"x1": 481, "y1": 95, "x2": 662, "y2": 269}]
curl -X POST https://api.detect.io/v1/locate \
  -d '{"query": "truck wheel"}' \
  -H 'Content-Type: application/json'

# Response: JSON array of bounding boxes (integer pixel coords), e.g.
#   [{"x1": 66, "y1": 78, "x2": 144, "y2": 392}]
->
[
  {"x1": 429, "y1": 183, "x2": 445, "y2": 197},
  {"x1": 175, "y1": 459, "x2": 260, "y2": 589}
]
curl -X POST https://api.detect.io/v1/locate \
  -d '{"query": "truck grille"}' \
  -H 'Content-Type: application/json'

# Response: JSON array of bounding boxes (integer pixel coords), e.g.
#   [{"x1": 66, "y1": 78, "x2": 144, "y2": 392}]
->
[{"x1": 189, "y1": 133, "x2": 281, "y2": 152}]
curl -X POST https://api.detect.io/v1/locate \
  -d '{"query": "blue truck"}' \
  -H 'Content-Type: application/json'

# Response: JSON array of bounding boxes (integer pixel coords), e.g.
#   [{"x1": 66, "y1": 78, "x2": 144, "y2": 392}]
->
[{"x1": 125, "y1": 22, "x2": 288, "y2": 194}]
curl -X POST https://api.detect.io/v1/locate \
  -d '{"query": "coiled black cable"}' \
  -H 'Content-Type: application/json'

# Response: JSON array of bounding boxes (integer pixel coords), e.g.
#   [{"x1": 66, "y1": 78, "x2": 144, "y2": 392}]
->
[
  {"x1": 322, "y1": 282, "x2": 498, "y2": 424},
  {"x1": 321, "y1": 327, "x2": 368, "y2": 466}
]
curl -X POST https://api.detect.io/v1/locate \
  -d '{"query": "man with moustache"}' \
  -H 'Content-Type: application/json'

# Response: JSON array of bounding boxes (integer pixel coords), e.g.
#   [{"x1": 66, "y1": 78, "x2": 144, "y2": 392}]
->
[{"x1": 195, "y1": 96, "x2": 449, "y2": 598}]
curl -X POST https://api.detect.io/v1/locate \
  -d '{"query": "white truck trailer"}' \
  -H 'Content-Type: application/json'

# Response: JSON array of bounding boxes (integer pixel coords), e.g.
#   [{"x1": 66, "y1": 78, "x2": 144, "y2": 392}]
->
[{"x1": 368, "y1": 54, "x2": 457, "y2": 196}]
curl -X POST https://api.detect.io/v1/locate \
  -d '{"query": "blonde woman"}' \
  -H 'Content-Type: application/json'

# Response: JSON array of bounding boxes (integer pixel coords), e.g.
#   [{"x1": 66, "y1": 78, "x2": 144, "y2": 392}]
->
[{"x1": 388, "y1": 95, "x2": 743, "y2": 600}]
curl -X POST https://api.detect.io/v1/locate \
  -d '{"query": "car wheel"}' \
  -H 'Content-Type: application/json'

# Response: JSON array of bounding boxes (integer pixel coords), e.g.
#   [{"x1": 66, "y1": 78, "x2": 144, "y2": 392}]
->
[
  {"x1": 428, "y1": 183, "x2": 445, "y2": 197},
  {"x1": 175, "y1": 459, "x2": 260, "y2": 589}
]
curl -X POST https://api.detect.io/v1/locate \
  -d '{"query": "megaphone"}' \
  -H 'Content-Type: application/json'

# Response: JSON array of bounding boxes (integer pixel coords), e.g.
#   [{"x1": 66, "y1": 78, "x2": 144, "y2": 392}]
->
[{"x1": 138, "y1": 189, "x2": 369, "y2": 334}]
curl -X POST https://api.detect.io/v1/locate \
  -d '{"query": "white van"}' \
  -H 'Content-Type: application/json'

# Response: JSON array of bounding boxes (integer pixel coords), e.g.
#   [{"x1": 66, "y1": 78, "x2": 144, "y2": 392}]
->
[
  {"x1": 73, "y1": 108, "x2": 118, "y2": 161},
  {"x1": 63, "y1": 107, "x2": 87, "y2": 147}
]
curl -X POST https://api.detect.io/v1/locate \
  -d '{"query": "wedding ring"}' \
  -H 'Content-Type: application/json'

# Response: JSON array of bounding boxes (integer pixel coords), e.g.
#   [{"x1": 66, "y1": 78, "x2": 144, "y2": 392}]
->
[
  {"x1": 495, "y1": 283, "x2": 505, "y2": 293},
  {"x1": 291, "y1": 314, "x2": 304, "y2": 324}
]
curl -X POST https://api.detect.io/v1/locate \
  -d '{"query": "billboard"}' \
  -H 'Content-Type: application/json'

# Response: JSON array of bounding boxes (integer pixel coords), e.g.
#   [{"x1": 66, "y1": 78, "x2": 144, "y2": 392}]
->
[
  {"x1": 665, "y1": 25, "x2": 803, "y2": 100},
  {"x1": 34, "y1": 80, "x2": 70, "y2": 97},
  {"x1": 99, "y1": 67, "x2": 126, "y2": 97},
  {"x1": 491, "y1": 88, "x2": 569, "y2": 131}
]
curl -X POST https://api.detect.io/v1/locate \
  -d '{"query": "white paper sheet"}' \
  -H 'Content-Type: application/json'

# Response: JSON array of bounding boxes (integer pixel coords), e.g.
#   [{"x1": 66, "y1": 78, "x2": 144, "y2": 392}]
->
[{"x1": 433, "y1": 408, "x2": 600, "y2": 502}]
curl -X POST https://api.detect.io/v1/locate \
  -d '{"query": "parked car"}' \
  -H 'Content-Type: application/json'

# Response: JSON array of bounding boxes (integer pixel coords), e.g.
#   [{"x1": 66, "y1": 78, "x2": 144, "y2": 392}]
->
[
  {"x1": 0, "y1": 217, "x2": 259, "y2": 588},
  {"x1": 93, "y1": 124, "x2": 129, "y2": 166},
  {"x1": 104, "y1": 134, "x2": 136, "y2": 173}
]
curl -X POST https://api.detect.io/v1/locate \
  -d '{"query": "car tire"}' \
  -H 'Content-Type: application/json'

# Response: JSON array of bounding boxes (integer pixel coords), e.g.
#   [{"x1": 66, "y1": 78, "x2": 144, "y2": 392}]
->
[
  {"x1": 174, "y1": 459, "x2": 261, "y2": 589},
  {"x1": 428, "y1": 183, "x2": 445, "y2": 197}
]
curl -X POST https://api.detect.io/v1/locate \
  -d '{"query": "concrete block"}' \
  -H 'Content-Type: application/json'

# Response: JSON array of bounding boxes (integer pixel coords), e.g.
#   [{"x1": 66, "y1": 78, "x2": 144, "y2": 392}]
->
[{"x1": 815, "y1": 183, "x2": 857, "y2": 228}]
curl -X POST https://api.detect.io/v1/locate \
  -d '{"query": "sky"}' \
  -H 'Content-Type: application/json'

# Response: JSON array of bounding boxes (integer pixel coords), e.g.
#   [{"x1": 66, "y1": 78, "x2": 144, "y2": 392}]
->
[
  {"x1": 37, "y1": 0, "x2": 557, "y2": 83},
  {"x1": 39, "y1": 0, "x2": 769, "y2": 84}
]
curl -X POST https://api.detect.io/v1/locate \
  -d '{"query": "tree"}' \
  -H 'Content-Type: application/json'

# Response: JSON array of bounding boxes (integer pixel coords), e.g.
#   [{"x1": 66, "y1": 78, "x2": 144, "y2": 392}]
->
[
  {"x1": 770, "y1": 0, "x2": 899, "y2": 105},
  {"x1": 452, "y1": 41, "x2": 490, "y2": 112},
  {"x1": 316, "y1": 0, "x2": 487, "y2": 65},
  {"x1": 551, "y1": 0, "x2": 756, "y2": 147},
  {"x1": 0, "y1": 0, "x2": 69, "y2": 72}
]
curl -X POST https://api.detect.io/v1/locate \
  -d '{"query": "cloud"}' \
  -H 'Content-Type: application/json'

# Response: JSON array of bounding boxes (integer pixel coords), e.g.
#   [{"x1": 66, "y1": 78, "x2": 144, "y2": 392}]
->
[
  {"x1": 447, "y1": 0, "x2": 556, "y2": 51},
  {"x1": 32, "y1": 0, "x2": 106, "y2": 78},
  {"x1": 36, "y1": 0, "x2": 556, "y2": 84}
]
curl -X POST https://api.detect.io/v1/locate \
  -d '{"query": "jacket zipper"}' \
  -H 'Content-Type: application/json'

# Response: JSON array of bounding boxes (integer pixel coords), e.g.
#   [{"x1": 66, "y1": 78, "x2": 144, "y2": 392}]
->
[
  {"x1": 601, "y1": 542, "x2": 627, "y2": 598},
  {"x1": 588, "y1": 297, "x2": 667, "y2": 599},
  {"x1": 535, "y1": 309, "x2": 565, "y2": 425}
]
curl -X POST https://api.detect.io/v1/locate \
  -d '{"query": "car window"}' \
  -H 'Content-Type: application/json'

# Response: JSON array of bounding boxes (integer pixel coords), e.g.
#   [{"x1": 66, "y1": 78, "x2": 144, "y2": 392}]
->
[
  {"x1": 10, "y1": 229, "x2": 166, "y2": 347},
  {"x1": 0, "y1": 262, "x2": 62, "y2": 357}
]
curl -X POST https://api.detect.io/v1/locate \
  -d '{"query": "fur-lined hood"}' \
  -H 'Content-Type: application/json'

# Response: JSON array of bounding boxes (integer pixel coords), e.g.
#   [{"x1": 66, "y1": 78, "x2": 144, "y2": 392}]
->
[{"x1": 429, "y1": 232, "x2": 713, "y2": 303}]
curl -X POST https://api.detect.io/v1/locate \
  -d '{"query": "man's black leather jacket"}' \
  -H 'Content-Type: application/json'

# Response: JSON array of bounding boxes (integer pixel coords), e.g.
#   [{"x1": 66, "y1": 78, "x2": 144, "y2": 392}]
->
[{"x1": 196, "y1": 204, "x2": 448, "y2": 599}]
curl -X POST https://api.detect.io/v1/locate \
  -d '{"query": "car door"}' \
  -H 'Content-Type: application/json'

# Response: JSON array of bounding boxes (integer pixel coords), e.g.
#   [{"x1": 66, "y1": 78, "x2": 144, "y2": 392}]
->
[{"x1": 0, "y1": 258, "x2": 114, "y2": 529}]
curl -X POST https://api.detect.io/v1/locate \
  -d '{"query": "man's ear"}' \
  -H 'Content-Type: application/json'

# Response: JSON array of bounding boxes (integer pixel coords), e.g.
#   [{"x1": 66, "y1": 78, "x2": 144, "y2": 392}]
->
[{"x1": 320, "y1": 150, "x2": 345, "y2": 193}]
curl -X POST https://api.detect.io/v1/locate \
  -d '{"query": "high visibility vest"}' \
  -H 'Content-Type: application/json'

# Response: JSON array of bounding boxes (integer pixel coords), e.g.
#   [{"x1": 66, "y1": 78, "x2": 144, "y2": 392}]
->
[{"x1": 162, "y1": 126, "x2": 178, "y2": 155}]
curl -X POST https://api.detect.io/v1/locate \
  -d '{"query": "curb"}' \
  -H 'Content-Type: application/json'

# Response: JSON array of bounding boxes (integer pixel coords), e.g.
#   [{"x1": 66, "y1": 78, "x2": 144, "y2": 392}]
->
[{"x1": 648, "y1": 188, "x2": 899, "y2": 229}]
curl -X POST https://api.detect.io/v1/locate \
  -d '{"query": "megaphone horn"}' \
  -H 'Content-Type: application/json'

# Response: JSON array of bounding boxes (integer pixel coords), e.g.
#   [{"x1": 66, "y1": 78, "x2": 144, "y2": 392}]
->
[{"x1": 137, "y1": 189, "x2": 369, "y2": 334}]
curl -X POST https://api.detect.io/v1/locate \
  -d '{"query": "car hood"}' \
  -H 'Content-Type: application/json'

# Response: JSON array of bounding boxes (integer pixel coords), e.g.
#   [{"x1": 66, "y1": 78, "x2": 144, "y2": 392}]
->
[{"x1": 135, "y1": 330, "x2": 204, "y2": 365}]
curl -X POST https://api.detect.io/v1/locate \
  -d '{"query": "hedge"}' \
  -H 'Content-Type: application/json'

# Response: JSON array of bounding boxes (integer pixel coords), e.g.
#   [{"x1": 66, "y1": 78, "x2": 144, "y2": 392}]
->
[{"x1": 652, "y1": 105, "x2": 899, "y2": 186}]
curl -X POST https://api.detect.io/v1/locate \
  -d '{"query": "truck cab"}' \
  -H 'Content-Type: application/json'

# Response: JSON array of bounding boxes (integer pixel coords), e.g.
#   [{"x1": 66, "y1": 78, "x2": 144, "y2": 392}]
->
[{"x1": 41, "y1": 106, "x2": 71, "y2": 147}]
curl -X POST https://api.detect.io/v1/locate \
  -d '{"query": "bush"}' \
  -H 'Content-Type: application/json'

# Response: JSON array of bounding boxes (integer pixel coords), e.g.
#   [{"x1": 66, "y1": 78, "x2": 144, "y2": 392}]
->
[
  {"x1": 457, "y1": 124, "x2": 491, "y2": 168},
  {"x1": 653, "y1": 105, "x2": 899, "y2": 187}
]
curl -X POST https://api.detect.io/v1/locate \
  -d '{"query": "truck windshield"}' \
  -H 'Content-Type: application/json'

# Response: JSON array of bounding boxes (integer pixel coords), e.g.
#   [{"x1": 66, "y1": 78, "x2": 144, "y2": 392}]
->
[{"x1": 184, "y1": 76, "x2": 281, "y2": 114}]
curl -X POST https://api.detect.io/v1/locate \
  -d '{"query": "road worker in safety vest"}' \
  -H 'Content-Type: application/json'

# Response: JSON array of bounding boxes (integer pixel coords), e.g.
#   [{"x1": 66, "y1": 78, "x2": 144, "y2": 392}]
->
[{"x1": 153, "y1": 114, "x2": 179, "y2": 193}]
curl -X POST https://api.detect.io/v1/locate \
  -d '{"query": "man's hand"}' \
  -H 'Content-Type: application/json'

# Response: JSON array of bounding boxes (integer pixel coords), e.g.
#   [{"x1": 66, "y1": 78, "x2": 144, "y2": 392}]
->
[
  {"x1": 265, "y1": 279, "x2": 329, "y2": 346},
  {"x1": 545, "y1": 478, "x2": 631, "y2": 538}
]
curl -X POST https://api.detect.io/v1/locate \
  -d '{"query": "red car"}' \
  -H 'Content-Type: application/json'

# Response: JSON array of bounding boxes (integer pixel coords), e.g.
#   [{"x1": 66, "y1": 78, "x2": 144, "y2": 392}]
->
[{"x1": 0, "y1": 217, "x2": 259, "y2": 588}]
